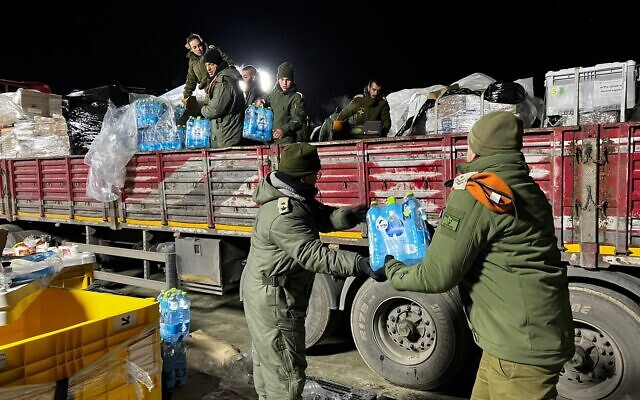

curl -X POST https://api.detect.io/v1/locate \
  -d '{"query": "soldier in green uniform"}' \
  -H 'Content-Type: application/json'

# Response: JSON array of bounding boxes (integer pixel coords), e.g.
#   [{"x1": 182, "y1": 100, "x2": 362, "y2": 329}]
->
[
  {"x1": 200, "y1": 49, "x2": 244, "y2": 148},
  {"x1": 385, "y1": 112, "x2": 574, "y2": 400},
  {"x1": 256, "y1": 62, "x2": 309, "y2": 143},
  {"x1": 242, "y1": 143, "x2": 385, "y2": 399},
  {"x1": 332, "y1": 79, "x2": 391, "y2": 136},
  {"x1": 179, "y1": 33, "x2": 234, "y2": 125}
]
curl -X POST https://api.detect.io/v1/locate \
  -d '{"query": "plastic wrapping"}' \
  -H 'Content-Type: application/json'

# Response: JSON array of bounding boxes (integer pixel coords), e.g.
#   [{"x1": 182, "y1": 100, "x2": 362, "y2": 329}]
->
[
  {"x1": 161, "y1": 84, "x2": 207, "y2": 107},
  {"x1": 0, "y1": 93, "x2": 27, "y2": 127},
  {"x1": 1, "y1": 115, "x2": 70, "y2": 159},
  {"x1": 63, "y1": 96, "x2": 108, "y2": 155},
  {"x1": 424, "y1": 75, "x2": 538, "y2": 134},
  {"x1": 301, "y1": 380, "x2": 342, "y2": 400},
  {"x1": 84, "y1": 101, "x2": 137, "y2": 202},
  {"x1": 134, "y1": 96, "x2": 178, "y2": 151},
  {"x1": 386, "y1": 86, "x2": 446, "y2": 135},
  {"x1": 0, "y1": 324, "x2": 160, "y2": 400}
]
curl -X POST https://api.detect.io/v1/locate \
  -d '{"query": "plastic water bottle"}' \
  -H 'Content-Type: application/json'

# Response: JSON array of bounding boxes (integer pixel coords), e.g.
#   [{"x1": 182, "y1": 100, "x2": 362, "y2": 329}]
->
[
  {"x1": 162, "y1": 341, "x2": 177, "y2": 390},
  {"x1": 174, "y1": 340, "x2": 188, "y2": 386},
  {"x1": 255, "y1": 107, "x2": 273, "y2": 141},
  {"x1": 366, "y1": 201, "x2": 387, "y2": 271},
  {"x1": 243, "y1": 105, "x2": 258, "y2": 140},
  {"x1": 403, "y1": 192, "x2": 428, "y2": 263},
  {"x1": 383, "y1": 197, "x2": 412, "y2": 263}
]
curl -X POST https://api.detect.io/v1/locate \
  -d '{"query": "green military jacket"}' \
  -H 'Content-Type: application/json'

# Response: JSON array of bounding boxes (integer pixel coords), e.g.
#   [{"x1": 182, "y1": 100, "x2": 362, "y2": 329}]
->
[
  {"x1": 201, "y1": 66, "x2": 245, "y2": 148},
  {"x1": 264, "y1": 84, "x2": 309, "y2": 143},
  {"x1": 386, "y1": 152, "x2": 574, "y2": 367},
  {"x1": 245, "y1": 173, "x2": 359, "y2": 311},
  {"x1": 183, "y1": 44, "x2": 234, "y2": 99},
  {"x1": 337, "y1": 93, "x2": 391, "y2": 134}
]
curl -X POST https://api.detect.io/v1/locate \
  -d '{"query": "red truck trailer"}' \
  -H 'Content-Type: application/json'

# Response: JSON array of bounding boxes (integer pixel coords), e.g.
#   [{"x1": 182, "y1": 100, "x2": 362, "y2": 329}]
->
[{"x1": 1, "y1": 122, "x2": 638, "y2": 399}]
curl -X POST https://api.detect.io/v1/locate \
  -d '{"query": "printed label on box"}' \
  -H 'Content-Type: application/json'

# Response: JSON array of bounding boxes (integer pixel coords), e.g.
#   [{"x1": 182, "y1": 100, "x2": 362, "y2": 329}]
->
[
  {"x1": 0, "y1": 351, "x2": 5, "y2": 369},
  {"x1": 594, "y1": 79, "x2": 623, "y2": 97},
  {"x1": 113, "y1": 312, "x2": 137, "y2": 332}
]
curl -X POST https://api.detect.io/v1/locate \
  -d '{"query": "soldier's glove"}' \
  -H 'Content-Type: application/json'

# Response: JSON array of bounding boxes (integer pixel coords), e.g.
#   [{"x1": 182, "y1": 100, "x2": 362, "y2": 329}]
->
[
  {"x1": 332, "y1": 120, "x2": 344, "y2": 133},
  {"x1": 345, "y1": 204, "x2": 368, "y2": 225},
  {"x1": 358, "y1": 256, "x2": 387, "y2": 282}
]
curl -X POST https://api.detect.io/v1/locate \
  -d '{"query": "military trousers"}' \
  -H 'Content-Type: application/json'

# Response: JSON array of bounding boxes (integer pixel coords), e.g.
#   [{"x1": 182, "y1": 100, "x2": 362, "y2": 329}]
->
[
  {"x1": 471, "y1": 352, "x2": 564, "y2": 400},
  {"x1": 242, "y1": 271, "x2": 312, "y2": 400}
]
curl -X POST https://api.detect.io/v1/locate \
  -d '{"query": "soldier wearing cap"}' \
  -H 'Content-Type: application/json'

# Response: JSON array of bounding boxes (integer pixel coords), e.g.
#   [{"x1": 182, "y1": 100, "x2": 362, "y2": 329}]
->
[
  {"x1": 242, "y1": 143, "x2": 385, "y2": 399},
  {"x1": 385, "y1": 111, "x2": 574, "y2": 400}
]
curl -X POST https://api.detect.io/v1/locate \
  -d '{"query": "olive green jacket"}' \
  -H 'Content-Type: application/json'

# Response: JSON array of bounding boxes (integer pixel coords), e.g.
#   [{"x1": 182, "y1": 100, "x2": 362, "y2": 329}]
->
[
  {"x1": 385, "y1": 152, "x2": 574, "y2": 367},
  {"x1": 183, "y1": 44, "x2": 234, "y2": 99},
  {"x1": 200, "y1": 66, "x2": 244, "y2": 147},
  {"x1": 245, "y1": 172, "x2": 360, "y2": 305},
  {"x1": 264, "y1": 84, "x2": 309, "y2": 143},
  {"x1": 337, "y1": 93, "x2": 391, "y2": 134}
]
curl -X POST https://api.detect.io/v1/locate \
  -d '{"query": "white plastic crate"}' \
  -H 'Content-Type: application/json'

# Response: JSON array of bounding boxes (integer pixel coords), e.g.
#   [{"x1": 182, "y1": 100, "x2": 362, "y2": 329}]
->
[{"x1": 545, "y1": 60, "x2": 638, "y2": 125}]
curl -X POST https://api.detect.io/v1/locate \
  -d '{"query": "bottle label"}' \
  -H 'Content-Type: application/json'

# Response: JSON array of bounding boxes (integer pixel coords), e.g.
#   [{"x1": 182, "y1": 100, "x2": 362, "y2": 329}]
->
[{"x1": 375, "y1": 216, "x2": 388, "y2": 231}]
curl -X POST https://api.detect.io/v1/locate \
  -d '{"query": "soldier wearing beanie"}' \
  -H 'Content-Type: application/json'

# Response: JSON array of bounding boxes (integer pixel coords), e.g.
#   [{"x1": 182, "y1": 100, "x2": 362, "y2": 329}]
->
[
  {"x1": 242, "y1": 142, "x2": 385, "y2": 399},
  {"x1": 200, "y1": 49, "x2": 244, "y2": 147},
  {"x1": 385, "y1": 111, "x2": 574, "y2": 399},
  {"x1": 255, "y1": 61, "x2": 310, "y2": 143},
  {"x1": 179, "y1": 34, "x2": 234, "y2": 125}
]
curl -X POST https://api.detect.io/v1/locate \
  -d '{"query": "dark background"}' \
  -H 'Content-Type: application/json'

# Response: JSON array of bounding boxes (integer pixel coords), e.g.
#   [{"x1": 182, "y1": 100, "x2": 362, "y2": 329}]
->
[{"x1": 1, "y1": 0, "x2": 637, "y2": 122}]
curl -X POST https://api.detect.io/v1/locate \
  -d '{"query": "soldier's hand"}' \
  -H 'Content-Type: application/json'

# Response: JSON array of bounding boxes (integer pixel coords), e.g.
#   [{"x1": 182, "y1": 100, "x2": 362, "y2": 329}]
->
[
  {"x1": 255, "y1": 98, "x2": 265, "y2": 107},
  {"x1": 358, "y1": 256, "x2": 387, "y2": 282},
  {"x1": 273, "y1": 128, "x2": 284, "y2": 139},
  {"x1": 346, "y1": 204, "x2": 368, "y2": 225},
  {"x1": 182, "y1": 97, "x2": 189, "y2": 106}
]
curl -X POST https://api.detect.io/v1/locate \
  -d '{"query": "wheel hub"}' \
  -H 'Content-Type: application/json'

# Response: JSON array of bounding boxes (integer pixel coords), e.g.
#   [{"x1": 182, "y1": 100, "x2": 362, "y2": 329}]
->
[
  {"x1": 385, "y1": 303, "x2": 436, "y2": 353},
  {"x1": 561, "y1": 327, "x2": 617, "y2": 386}
]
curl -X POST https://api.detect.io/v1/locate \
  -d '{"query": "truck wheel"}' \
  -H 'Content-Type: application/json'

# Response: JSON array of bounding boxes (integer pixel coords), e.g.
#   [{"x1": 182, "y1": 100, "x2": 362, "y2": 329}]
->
[
  {"x1": 558, "y1": 283, "x2": 640, "y2": 400},
  {"x1": 350, "y1": 279, "x2": 473, "y2": 390},
  {"x1": 306, "y1": 277, "x2": 341, "y2": 348}
]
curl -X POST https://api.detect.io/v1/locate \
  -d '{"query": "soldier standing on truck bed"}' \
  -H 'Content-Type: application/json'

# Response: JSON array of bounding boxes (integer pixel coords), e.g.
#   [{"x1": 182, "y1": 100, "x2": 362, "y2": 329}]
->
[
  {"x1": 242, "y1": 142, "x2": 386, "y2": 399},
  {"x1": 178, "y1": 33, "x2": 234, "y2": 126},
  {"x1": 384, "y1": 111, "x2": 575, "y2": 400},
  {"x1": 256, "y1": 62, "x2": 310, "y2": 143}
]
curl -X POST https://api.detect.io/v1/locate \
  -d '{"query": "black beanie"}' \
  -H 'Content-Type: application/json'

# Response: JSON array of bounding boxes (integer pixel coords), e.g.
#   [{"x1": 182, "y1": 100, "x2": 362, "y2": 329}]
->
[
  {"x1": 278, "y1": 143, "x2": 321, "y2": 177},
  {"x1": 203, "y1": 49, "x2": 223, "y2": 65},
  {"x1": 277, "y1": 62, "x2": 295, "y2": 81}
]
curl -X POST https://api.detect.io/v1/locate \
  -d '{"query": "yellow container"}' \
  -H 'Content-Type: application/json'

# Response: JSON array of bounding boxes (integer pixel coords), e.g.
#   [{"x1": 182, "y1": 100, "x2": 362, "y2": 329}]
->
[
  {"x1": 0, "y1": 287, "x2": 160, "y2": 393},
  {"x1": 49, "y1": 262, "x2": 94, "y2": 290}
]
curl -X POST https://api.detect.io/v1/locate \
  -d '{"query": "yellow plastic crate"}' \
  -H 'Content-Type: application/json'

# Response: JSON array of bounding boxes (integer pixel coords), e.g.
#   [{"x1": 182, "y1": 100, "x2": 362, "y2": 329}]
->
[
  {"x1": 0, "y1": 324, "x2": 162, "y2": 399},
  {"x1": 0, "y1": 287, "x2": 159, "y2": 389},
  {"x1": 49, "y1": 262, "x2": 94, "y2": 290}
]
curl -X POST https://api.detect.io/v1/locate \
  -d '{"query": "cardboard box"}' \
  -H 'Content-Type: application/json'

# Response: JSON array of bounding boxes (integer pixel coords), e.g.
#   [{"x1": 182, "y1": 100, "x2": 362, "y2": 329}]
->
[{"x1": 18, "y1": 89, "x2": 62, "y2": 118}]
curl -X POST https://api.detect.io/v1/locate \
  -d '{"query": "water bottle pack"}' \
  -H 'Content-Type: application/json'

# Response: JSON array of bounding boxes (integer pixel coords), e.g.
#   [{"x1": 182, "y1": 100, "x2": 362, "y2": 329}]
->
[
  {"x1": 174, "y1": 103, "x2": 186, "y2": 124},
  {"x1": 157, "y1": 288, "x2": 190, "y2": 389},
  {"x1": 157, "y1": 288, "x2": 191, "y2": 343},
  {"x1": 162, "y1": 340, "x2": 188, "y2": 389},
  {"x1": 185, "y1": 116, "x2": 211, "y2": 148},
  {"x1": 135, "y1": 98, "x2": 184, "y2": 152},
  {"x1": 367, "y1": 194, "x2": 431, "y2": 270},
  {"x1": 243, "y1": 105, "x2": 273, "y2": 142}
]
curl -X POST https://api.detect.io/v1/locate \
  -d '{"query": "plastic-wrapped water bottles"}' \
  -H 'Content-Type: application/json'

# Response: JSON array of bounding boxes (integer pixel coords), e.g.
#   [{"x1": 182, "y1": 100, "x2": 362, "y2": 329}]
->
[
  {"x1": 162, "y1": 341, "x2": 177, "y2": 389},
  {"x1": 158, "y1": 288, "x2": 190, "y2": 390},
  {"x1": 174, "y1": 340, "x2": 188, "y2": 386},
  {"x1": 366, "y1": 200, "x2": 387, "y2": 270},
  {"x1": 174, "y1": 103, "x2": 186, "y2": 124},
  {"x1": 255, "y1": 107, "x2": 273, "y2": 141},
  {"x1": 366, "y1": 195, "x2": 428, "y2": 269},
  {"x1": 157, "y1": 288, "x2": 190, "y2": 343},
  {"x1": 243, "y1": 105, "x2": 258, "y2": 139},
  {"x1": 403, "y1": 192, "x2": 430, "y2": 251},
  {"x1": 243, "y1": 105, "x2": 273, "y2": 142},
  {"x1": 186, "y1": 116, "x2": 211, "y2": 148}
]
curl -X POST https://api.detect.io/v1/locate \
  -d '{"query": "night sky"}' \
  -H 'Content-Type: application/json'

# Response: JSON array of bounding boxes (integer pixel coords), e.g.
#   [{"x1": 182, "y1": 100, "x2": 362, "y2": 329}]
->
[{"x1": 1, "y1": 0, "x2": 638, "y2": 122}]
